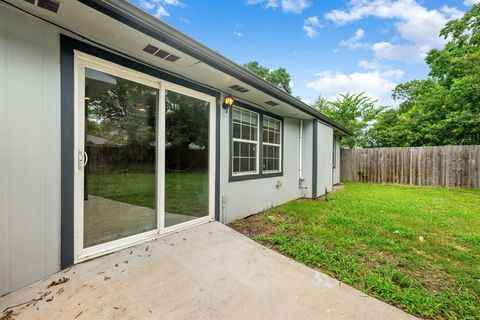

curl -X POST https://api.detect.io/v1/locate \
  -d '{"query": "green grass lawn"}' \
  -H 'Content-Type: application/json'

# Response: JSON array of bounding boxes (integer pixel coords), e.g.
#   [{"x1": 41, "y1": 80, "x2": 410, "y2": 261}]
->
[
  {"x1": 88, "y1": 171, "x2": 208, "y2": 216},
  {"x1": 229, "y1": 183, "x2": 480, "y2": 320}
]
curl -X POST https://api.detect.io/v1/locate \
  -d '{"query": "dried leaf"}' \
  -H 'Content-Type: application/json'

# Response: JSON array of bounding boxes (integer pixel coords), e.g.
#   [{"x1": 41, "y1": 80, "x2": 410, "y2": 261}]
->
[
  {"x1": 0, "y1": 310, "x2": 15, "y2": 320},
  {"x1": 47, "y1": 277, "x2": 69, "y2": 288},
  {"x1": 74, "y1": 311, "x2": 83, "y2": 319},
  {"x1": 104, "y1": 276, "x2": 111, "y2": 281}
]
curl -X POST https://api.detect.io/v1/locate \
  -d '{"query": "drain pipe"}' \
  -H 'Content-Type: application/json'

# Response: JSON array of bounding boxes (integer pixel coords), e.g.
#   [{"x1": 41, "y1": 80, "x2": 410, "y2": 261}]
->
[{"x1": 299, "y1": 119, "x2": 305, "y2": 187}]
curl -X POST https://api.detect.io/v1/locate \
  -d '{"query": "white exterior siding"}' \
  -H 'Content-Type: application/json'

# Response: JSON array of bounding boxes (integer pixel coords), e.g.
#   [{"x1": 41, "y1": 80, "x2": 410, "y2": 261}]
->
[
  {"x1": 0, "y1": 8, "x2": 61, "y2": 295},
  {"x1": 316, "y1": 124, "x2": 334, "y2": 196},
  {"x1": 0, "y1": 4, "x2": 343, "y2": 295},
  {"x1": 300, "y1": 120, "x2": 313, "y2": 199},
  {"x1": 220, "y1": 113, "x2": 306, "y2": 223},
  {"x1": 333, "y1": 135, "x2": 341, "y2": 185}
]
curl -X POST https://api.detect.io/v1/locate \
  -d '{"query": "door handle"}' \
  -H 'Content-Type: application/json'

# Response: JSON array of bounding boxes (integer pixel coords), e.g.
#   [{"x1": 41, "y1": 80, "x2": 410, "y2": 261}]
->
[{"x1": 78, "y1": 150, "x2": 88, "y2": 169}]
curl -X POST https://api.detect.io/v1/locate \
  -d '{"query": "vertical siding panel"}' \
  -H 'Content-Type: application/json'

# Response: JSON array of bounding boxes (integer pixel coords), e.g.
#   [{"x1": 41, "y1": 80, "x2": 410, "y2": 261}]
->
[
  {"x1": 0, "y1": 7, "x2": 11, "y2": 294},
  {"x1": 0, "y1": 8, "x2": 61, "y2": 295},
  {"x1": 8, "y1": 12, "x2": 46, "y2": 291}
]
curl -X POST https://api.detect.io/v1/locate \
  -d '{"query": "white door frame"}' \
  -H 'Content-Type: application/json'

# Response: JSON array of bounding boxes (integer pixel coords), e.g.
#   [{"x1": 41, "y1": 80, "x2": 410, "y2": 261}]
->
[{"x1": 73, "y1": 51, "x2": 216, "y2": 263}]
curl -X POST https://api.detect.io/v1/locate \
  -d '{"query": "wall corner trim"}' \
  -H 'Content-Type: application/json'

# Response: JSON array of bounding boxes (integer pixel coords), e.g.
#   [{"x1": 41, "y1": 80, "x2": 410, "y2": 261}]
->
[{"x1": 312, "y1": 119, "x2": 318, "y2": 198}]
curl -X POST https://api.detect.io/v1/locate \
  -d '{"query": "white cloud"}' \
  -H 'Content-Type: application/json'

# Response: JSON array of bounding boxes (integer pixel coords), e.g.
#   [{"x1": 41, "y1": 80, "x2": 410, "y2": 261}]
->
[
  {"x1": 305, "y1": 69, "x2": 404, "y2": 105},
  {"x1": 305, "y1": 16, "x2": 321, "y2": 26},
  {"x1": 464, "y1": 0, "x2": 480, "y2": 5},
  {"x1": 303, "y1": 26, "x2": 316, "y2": 38},
  {"x1": 233, "y1": 24, "x2": 245, "y2": 37},
  {"x1": 155, "y1": 5, "x2": 169, "y2": 17},
  {"x1": 137, "y1": 0, "x2": 184, "y2": 19},
  {"x1": 339, "y1": 28, "x2": 367, "y2": 49},
  {"x1": 140, "y1": 0, "x2": 155, "y2": 10},
  {"x1": 325, "y1": 0, "x2": 464, "y2": 63},
  {"x1": 358, "y1": 60, "x2": 384, "y2": 70},
  {"x1": 246, "y1": 0, "x2": 310, "y2": 13},
  {"x1": 303, "y1": 16, "x2": 322, "y2": 38},
  {"x1": 372, "y1": 41, "x2": 429, "y2": 63},
  {"x1": 281, "y1": 0, "x2": 310, "y2": 13}
]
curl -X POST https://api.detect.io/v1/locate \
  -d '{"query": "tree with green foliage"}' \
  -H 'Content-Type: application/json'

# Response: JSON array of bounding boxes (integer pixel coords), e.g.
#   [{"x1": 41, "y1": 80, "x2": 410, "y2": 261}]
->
[
  {"x1": 314, "y1": 92, "x2": 384, "y2": 148},
  {"x1": 370, "y1": 4, "x2": 480, "y2": 147},
  {"x1": 243, "y1": 61, "x2": 292, "y2": 94}
]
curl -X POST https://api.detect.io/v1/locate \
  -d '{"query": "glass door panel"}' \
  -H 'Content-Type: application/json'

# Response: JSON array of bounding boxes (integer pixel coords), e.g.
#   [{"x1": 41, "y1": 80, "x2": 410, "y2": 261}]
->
[
  {"x1": 164, "y1": 90, "x2": 210, "y2": 227},
  {"x1": 83, "y1": 68, "x2": 158, "y2": 248}
]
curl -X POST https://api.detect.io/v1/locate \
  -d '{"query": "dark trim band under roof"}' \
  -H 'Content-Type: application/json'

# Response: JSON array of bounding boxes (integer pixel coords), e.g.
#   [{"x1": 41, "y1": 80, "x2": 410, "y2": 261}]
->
[{"x1": 79, "y1": 0, "x2": 352, "y2": 136}]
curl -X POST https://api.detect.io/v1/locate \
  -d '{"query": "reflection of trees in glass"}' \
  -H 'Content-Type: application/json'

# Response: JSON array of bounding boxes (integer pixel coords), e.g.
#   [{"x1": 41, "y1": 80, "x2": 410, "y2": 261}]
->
[
  {"x1": 165, "y1": 91, "x2": 209, "y2": 172},
  {"x1": 165, "y1": 91, "x2": 209, "y2": 150},
  {"x1": 86, "y1": 78, "x2": 157, "y2": 146}
]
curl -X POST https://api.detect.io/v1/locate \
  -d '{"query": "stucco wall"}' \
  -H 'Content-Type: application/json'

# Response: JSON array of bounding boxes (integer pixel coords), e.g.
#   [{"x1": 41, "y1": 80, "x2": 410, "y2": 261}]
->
[
  {"x1": 0, "y1": 7, "x2": 61, "y2": 295},
  {"x1": 219, "y1": 111, "x2": 307, "y2": 223},
  {"x1": 316, "y1": 124, "x2": 334, "y2": 196},
  {"x1": 333, "y1": 135, "x2": 341, "y2": 185}
]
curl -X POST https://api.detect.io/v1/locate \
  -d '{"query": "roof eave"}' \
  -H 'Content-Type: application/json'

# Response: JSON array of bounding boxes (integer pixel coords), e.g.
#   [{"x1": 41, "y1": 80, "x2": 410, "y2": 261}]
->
[{"x1": 80, "y1": 0, "x2": 352, "y2": 136}]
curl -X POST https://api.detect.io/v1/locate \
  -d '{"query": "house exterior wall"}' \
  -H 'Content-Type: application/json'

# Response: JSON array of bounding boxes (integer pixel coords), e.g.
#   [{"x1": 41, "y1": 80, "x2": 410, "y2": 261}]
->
[
  {"x1": 316, "y1": 123, "x2": 334, "y2": 196},
  {"x1": 0, "y1": 8, "x2": 61, "y2": 295},
  {"x1": 0, "y1": 5, "x2": 342, "y2": 295},
  {"x1": 219, "y1": 111, "x2": 307, "y2": 223},
  {"x1": 300, "y1": 120, "x2": 313, "y2": 199},
  {"x1": 333, "y1": 135, "x2": 341, "y2": 185}
]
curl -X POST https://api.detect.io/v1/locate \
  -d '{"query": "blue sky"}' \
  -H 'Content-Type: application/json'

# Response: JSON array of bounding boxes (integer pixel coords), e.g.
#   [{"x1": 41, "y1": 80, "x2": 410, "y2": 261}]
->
[{"x1": 130, "y1": 0, "x2": 479, "y2": 106}]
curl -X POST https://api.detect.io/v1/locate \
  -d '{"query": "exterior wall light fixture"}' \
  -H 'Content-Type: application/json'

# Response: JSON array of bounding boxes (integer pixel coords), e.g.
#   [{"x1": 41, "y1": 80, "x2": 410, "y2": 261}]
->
[{"x1": 222, "y1": 95, "x2": 234, "y2": 113}]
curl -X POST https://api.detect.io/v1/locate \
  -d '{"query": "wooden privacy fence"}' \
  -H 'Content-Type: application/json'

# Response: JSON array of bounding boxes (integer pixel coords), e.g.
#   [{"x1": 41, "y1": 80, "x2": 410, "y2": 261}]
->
[{"x1": 340, "y1": 145, "x2": 480, "y2": 189}]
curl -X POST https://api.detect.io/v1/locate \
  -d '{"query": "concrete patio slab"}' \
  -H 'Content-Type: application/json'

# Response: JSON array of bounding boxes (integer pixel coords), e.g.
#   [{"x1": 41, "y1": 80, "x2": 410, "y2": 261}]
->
[{"x1": 0, "y1": 222, "x2": 416, "y2": 320}]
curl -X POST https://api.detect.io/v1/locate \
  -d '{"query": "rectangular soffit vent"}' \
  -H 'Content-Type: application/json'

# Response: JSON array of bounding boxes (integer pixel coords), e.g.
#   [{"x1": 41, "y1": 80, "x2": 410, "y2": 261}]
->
[
  {"x1": 154, "y1": 50, "x2": 170, "y2": 59},
  {"x1": 165, "y1": 54, "x2": 180, "y2": 62},
  {"x1": 265, "y1": 101, "x2": 279, "y2": 106},
  {"x1": 142, "y1": 44, "x2": 181, "y2": 63},
  {"x1": 143, "y1": 44, "x2": 158, "y2": 55},
  {"x1": 229, "y1": 84, "x2": 249, "y2": 93},
  {"x1": 23, "y1": 0, "x2": 35, "y2": 4},
  {"x1": 37, "y1": 0, "x2": 60, "y2": 13}
]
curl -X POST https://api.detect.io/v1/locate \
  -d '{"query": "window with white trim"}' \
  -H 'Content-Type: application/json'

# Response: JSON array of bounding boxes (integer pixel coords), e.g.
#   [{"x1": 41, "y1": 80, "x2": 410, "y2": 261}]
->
[
  {"x1": 232, "y1": 107, "x2": 259, "y2": 175},
  {"x1": 262, "y1": 116, "x2": 281, "y2": 172}
]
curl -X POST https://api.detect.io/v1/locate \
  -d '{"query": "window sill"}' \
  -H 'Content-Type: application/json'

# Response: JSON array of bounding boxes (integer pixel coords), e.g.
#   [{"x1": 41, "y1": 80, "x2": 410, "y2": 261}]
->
[{"x1": 229, "y1": 171, "x2": 283, "y2": 182}]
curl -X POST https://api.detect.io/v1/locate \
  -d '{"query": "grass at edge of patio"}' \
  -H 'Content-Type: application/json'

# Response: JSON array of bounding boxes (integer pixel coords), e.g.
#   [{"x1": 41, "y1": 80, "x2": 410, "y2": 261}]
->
[{"x1": 229, "y1": 183, "x2": 480, "y2": 320}]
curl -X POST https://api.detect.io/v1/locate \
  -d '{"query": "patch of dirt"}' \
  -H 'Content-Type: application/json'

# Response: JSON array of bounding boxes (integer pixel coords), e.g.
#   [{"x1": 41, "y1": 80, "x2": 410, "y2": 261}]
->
[
  {"x1": 333, "y1": 184, "x2": 345, "y2": 192},
  {"x1": 228, "y1": 213, "x2": 280, "y2": 238}
]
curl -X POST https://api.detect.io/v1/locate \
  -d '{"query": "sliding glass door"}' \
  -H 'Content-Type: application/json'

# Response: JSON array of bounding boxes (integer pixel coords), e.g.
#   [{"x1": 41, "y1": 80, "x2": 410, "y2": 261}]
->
[
  {"x1": 75, "y1": 53, "x2": 215, "y2": 262},
  {"x1": 83, "y1": 68, "x2": 158, "y2": 248},
  {"x1": 163, "y1": 90, "x2": 211, "y2": 228}
]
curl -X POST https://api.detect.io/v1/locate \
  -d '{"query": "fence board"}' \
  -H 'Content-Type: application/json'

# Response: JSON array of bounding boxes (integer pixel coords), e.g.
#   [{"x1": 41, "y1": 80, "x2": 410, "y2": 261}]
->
[{"x1": 340, "y1": 145, "x2": 480, "y2": 189}]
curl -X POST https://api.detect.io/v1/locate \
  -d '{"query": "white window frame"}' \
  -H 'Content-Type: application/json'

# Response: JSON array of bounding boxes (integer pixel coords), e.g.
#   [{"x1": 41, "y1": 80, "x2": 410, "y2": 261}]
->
[
  {"x1": 231, "y1": 106, "x2": 260, "y2": 176},
  {"x1": 73, "y1": 51, "x2": 216, "y2": 263},
  {"x1": 262, "y1": 115, "x2": 282, "y2": 173}
]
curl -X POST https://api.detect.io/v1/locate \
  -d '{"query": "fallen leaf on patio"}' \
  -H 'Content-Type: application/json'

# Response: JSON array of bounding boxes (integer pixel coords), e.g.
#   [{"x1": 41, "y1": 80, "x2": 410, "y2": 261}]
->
[
  {"x1": 145, "y1": 246, "x2": 149, "y2": 251},
  {"x1": 46, "y1": 296, "x2": 54, "y2": 302},
  {"x1": 56, "y1": 287, "x2": 64, "y2": 295},
  {"x1": 104, "y1": 276, "x2": 111, "y2": 281},
  {"x1": 113, "y1": 307, "x2": 119, "y2": 310},
  {"x1": 74, "y1": 311, "x2": 83, "y2": 319},
  {"x1": 47, "y1": 277, "x2": 69, "y2": 288},
  {"x1": 0, "y1": 310, "x2": 16, "y2": 320}
]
